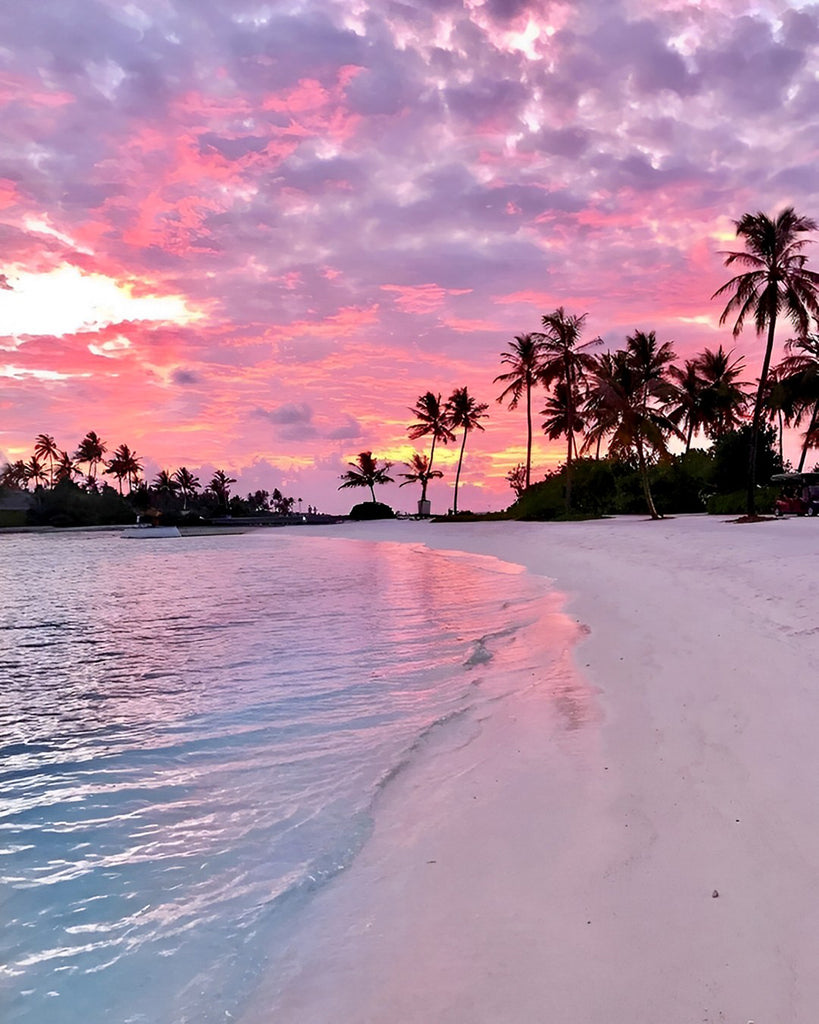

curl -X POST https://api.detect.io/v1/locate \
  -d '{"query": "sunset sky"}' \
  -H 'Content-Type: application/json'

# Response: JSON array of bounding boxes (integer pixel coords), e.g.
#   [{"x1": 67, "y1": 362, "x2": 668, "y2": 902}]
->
[{"x1": 2, "y1": 0, "x2": 819, "y2": 513}]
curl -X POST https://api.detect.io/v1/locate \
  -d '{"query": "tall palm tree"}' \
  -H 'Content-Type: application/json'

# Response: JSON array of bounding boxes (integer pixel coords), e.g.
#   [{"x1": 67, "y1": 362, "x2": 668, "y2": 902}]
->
[
  {"x1": 538, "y1": 308, "x2": 601, "y2": 512},
  {"x1": 173, "y1": 467, "x2": 200, "y2": 510},
  {"x1": 399, "y1": 452, "x2": 443, "y2": 510},
  {"x1": 494, "y1": 333, "x2": 543, "y2": 490},
  {"x1": 338, "y1": 451, "x2": 394, "y2": 503},
  {"x1": 407, "y1": 392, "x2": 455, "y2": 508},
  {"x1": 34, "y1": 434, "x2": 60, "y2": 488},
  {"x1": 584, "y1": 347, "x2": 683, "y2": 519},
  {"x1": 713, "y1": 207, "x2": 819, "y2": 514},
  {"x1": 74, "y1": 431, "x2": 107, "y2": 484},
  {"x1": 208, "y1": 469, "x2": 236, "y2": 512},
  {"x1": 446, "y1": 386, "x2": 488, "y2": 515},
  {"x1": 775, "y1": 333, "x2": 819, "y2": 471}
]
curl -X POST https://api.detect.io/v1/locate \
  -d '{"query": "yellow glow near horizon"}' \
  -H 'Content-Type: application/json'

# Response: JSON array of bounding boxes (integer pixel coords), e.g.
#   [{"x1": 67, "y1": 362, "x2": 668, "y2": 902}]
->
[{"x1": 0, "y1": 265, "x2": 204, "y2": 339}]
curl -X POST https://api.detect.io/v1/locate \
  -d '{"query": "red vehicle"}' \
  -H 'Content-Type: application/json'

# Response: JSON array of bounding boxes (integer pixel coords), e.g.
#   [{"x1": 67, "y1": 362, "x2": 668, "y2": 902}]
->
[{"x1": 772, "y1": 472, "x2": 819, "y2": 517}]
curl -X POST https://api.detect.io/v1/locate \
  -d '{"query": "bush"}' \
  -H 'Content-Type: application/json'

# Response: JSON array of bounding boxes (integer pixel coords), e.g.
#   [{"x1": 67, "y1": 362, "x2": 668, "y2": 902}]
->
[{"x1": 349, "y1": 501, "x2": 395, "y2": 520}]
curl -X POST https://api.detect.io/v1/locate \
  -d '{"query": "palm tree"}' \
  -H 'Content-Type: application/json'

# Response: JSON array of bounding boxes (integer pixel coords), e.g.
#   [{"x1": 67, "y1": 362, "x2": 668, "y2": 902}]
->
[
  {"x1": 695, "y1": 345, "x2": 749, "y2": 442},
  {"x1": 541, "y1": 380, "x2": 586, "y2": 459},
  {"x1": 24, "y1": 454, "x2": 48, "y2": 489},
  {"x1": 74, "y1": 431, "x2": 107, "y2": 484},
  {"x1": 713, "y1": 207, "x2": 819, "y2": 514},
  {"x1": 584, "y1": 346, "x2": 683, "y2": 519},
  {"x1": 775, "y1": 334, "x2": 819, "y2": 471},
  {"x1": 173, "y1": 467, "x2": 200, "y2": 510},
  {"x1": 208, "y1": 469, "x2": 236, "y2": 513},
  {"x1": 494, "y1": 334, "x2": 543, "y2": 490},
  {"x1": 446, "y1": 386, "x2": 488, "y2": 515},
  {"x1": 338, "y1": 451, "x2": 394, "y2": 503},
  {"x1": 34, "y1": 434, "x2": 60, "y2": 488},
  {"x1": 407, "y1": 392, "x2": 455, "y2": 510},
  {"x1": 153, "y1": 470, "x2": 181, "y2": 507},
  {"x1": 668, "y1": 359, "x2": 705, "y2": 453},
  {"x1": 105, "y1": 444, "x2": 143, "y2": 494},
  {"x1": 399, "y1": 452, "x2": 443, "y2": 511},
  {"x1": 0, "y1": 460, "x2": 28, "y2": 489},
  {"x1": 53, "y1": 450, "x2": 80, "y2": 485},
  {"x1": 538, "y1": 308, "x2": 601, "y2": 511}
]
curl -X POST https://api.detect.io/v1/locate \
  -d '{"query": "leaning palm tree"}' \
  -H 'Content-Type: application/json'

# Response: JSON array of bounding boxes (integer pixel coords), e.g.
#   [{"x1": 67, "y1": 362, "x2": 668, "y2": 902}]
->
[
  {"x1": 775, "y1": 333, "x2": 819, "y2": 471},
  {"x1": 407, "y1": 392, "x2": 455, "y2": 510},
  {"x1": 338, "y1": 451, "x2": 394, "y2": 503},
  {"x1": 34, "y1": 434, "x2": 60, "y2": 488},
  {"x1": 446, "y1": 386, "x2": 489, "y2": 515},
  {"x1": 399, "y1": 452, "x2": 443, "y2": 512},
  {"x1": 538, "y1": 308, "x2": 601, "y2": 511},
  {"x1": 713, "y1": 207, "x2": 819, "y2": 514},
  {"x1": 494, "y1": 333, "x2": 543, "y2": 490}
]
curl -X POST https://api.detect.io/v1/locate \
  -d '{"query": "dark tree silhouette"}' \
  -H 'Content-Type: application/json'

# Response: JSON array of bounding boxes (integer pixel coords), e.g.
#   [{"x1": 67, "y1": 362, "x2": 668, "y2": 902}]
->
[
  {"x1": 446, "y1": 387, "x2": 488, "y2": 515},
  {"x1": 713, "y1": 207, "x2": 819, "y2": 514},
  {"x1": 494, "y1": 333, "x2": 543, "y2": 490},
  {"x1": 338, "y1": 451, "x2": 394, "y2": 503}
]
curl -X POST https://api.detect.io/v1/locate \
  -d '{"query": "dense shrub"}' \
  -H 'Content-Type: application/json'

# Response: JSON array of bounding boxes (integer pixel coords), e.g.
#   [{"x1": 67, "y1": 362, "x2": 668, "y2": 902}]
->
[{"x1": 349, "y1": 501, "x2": 395, "y2": 520}]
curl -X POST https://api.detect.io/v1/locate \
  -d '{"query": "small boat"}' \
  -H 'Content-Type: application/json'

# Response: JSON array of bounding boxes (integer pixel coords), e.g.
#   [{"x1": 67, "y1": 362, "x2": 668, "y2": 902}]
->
[{"x1": 122, "y1": 513, "x2": 181, "y2": 539}]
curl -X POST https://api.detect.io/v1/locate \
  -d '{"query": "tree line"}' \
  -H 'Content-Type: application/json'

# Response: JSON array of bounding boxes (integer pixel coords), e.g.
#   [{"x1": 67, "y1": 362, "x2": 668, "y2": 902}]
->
[
  {"x1": 0, "y1": 431, "x2": 300, "y2": 521},
  {"x1": 347, "y1": 207, "x2": 819, "y2": 519}
]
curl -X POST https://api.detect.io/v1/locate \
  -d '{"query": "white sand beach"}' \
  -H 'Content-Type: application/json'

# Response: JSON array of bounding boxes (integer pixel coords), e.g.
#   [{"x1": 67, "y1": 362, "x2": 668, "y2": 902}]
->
[{"x1": 247, "y1": 514, "x2": 819, "y2": 1024}]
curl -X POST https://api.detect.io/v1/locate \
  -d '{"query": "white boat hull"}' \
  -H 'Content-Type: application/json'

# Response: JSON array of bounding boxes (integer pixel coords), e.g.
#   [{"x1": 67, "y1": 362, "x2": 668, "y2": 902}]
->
[{"x1": 121, "y1": 525, "x2": 181, "y2": 538}]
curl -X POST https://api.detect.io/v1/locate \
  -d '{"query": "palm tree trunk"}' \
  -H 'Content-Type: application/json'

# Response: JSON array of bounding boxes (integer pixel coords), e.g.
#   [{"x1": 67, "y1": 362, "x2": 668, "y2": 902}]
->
[
  {"x1": 747, "y1": 316, "x2": 778, "y2": 516},
  {"x1": 637, "y1": 438, "x2": 661, "y2": 519},
  {"x1": 452, "y1": 429, "x2": 468, "y2": 514},
  {"x1": 369, "y1": 483, "x2": 376, "y2": 503},
  {"x1": 525, "y1": 379, "x2": 532, "y2": 490},
  {"x1": 797, "y1": 399, "x2": 819, "y2": 472},
  {"x1": 422, "y1": 434, "x2": 438, "y2": 504},
  {"x1": 685, "y1": 420, "x2": 694, "y2": 454},
  {"x1": 565, "y1": 361, "x2": 574, "y2": 513}
]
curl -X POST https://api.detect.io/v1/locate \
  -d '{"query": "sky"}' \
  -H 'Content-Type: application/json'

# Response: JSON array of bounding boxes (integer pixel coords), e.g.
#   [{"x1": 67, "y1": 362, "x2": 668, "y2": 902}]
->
[{"x1": 2, "y1": 0, "x2": 819, "y2": 514}]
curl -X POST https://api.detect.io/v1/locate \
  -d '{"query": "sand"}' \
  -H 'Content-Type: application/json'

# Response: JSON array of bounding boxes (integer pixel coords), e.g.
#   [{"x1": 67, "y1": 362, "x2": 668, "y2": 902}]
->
[{"x1": 245, "y1": 514, "x2": 819, "y2": 1024}]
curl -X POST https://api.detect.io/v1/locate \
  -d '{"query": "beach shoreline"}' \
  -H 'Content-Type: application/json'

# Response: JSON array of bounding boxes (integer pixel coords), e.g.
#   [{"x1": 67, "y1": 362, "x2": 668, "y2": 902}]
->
[{"x1": 243, "y1": 514, "x2": 819, "y2": 1023}]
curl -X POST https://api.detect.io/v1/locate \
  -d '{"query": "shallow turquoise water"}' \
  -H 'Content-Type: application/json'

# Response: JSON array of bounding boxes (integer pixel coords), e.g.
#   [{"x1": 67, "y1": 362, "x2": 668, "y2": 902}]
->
[{"x1": 0, "y1": 529, "x2": 561, "y2": 1023}]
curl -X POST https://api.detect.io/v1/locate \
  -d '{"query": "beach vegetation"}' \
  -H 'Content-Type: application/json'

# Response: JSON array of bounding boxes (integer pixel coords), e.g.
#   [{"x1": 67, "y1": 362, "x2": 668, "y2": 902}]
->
[
  {"x1": 582, "y1": 332, "x2": 683, "y2": 519},
  {"x1": 538, "y1": 308, "x2": 602, "y2": 513},
  {"x1": 407, "y1": 392, "x2": 455, "y2": 505},
  {"x1": 713, "y1": 207, "x2": 819, "y2": 516},
  {"x1": 446, "y1": 386, "x2": 489, "y2": 515},
  {"x1": 338, "y1": 451, "x2": 394, "y2": 505},
  {"x1": 399, "y1": 452, "x2": 443, "y2": 512},
  {"x1": 494, "y1": 333, "x2": 544, "y2": 491},
  {"x1": 348, "y1": 500, "x2": 396, "y2": 520}
]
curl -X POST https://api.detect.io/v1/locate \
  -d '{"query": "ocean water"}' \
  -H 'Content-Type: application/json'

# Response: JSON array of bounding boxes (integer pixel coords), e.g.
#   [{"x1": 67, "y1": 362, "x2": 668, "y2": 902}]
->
[{"x1": 0, "y1": 527, "x2": 577, "y2": 1023}]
